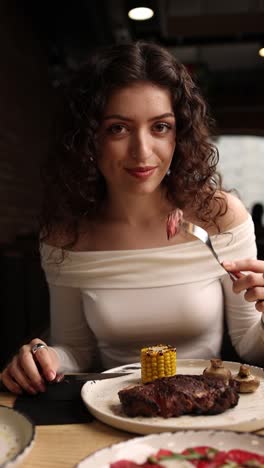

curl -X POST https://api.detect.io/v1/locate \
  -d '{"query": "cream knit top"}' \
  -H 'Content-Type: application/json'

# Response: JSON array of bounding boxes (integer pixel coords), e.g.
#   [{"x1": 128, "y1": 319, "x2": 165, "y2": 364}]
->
[{"x1": 41, "y1": 216, "x2": 264, "y2": 372}]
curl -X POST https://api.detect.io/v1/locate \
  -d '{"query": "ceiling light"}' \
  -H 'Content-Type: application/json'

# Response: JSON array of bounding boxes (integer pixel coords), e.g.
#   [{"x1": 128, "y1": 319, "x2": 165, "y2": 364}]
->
[
  {"x1": 128, "y1": 7, "x2": 154, "y2": 21},
  {"x1": 258, "y1": 45, "x2": 264, "y2": 57}
]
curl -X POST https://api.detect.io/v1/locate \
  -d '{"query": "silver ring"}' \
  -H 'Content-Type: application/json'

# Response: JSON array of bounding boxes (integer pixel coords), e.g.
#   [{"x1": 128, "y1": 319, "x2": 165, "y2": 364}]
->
[{"x1": 31, "y1": 343, "x2": 47, "y2": 355}]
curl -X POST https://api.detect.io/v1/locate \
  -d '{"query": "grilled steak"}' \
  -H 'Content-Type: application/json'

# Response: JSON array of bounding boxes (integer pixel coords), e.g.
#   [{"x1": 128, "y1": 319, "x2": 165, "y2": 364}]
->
[{"x1": 118, "y1": 374, "x2": 239, "y2": 418}]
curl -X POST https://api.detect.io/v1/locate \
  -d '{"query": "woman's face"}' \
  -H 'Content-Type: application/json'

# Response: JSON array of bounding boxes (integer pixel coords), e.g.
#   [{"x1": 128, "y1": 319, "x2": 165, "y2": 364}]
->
[{"x1": 97, "y1": 82, "x2": 176, "y2": 198}]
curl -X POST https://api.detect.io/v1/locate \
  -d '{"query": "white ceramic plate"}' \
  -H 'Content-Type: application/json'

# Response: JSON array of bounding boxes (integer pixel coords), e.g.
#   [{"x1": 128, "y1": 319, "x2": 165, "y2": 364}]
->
[
  {"x1": 81, "y1": 359, "x2": 264, "y2": 435},
  {"x1": 76, "y1": 429, "x2": 264, "y2": 467},
  {"x1": 0, "y1": 405, "x2": 35, "y2": 467}
]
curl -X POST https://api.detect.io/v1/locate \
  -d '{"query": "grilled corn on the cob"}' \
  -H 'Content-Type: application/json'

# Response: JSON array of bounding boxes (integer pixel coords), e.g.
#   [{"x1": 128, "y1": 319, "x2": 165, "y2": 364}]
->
[{"x1": 141, "y1": 344, "x2": 176, "y2": 383}]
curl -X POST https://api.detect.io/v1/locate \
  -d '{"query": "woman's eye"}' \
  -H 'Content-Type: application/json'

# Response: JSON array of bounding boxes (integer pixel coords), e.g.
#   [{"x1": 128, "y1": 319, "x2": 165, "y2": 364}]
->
[
  {"x1": 107, "y1": 124, "x2": 127, "y2": 134},
  {"x1": 153, "y1": 122, "x2": 172, "y2": 133}
]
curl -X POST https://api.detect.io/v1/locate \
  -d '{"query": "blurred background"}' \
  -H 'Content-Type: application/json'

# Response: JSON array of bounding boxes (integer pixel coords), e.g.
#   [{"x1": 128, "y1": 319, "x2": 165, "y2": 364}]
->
[{"x1": 0, "y1": 0, "x2": 264, "y2": 368}]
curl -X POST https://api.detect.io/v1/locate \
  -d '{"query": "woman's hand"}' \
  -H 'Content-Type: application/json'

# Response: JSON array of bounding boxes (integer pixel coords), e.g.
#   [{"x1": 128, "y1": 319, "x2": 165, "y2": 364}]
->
[
  {"x1": 223, "y1": 259, "x2": 264, "y2": 313},
  {"x1": 1, "y1": 338, "x2": 61, "y2": 395}
]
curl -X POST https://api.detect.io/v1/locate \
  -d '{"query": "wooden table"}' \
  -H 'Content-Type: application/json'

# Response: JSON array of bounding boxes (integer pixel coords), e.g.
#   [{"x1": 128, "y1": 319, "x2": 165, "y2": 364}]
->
[
  {"x1": 0, "y1": 392, "x2": 133, "y2": 467},
  {"x1": 1, "y1": 391, "x2": 264, "y2": 468}
]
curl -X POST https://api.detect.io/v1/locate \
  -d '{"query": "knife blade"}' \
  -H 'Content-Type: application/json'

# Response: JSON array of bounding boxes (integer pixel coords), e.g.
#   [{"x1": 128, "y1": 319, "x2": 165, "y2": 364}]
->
[{"x1": 62, "y1": 372, "x2": 132, "y2": 383}]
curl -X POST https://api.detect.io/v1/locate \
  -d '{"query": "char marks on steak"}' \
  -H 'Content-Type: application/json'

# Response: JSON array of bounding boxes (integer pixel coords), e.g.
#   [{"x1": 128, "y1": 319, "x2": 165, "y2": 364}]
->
[{"x1": 118, "y1": 374, "x2": 239, "y2": 418}]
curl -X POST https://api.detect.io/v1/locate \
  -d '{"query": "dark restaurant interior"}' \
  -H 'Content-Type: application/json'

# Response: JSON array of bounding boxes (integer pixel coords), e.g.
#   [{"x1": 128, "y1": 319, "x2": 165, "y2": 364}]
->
[{"x1": 0, "y1": 0, "x2": 264, "y2": 369}]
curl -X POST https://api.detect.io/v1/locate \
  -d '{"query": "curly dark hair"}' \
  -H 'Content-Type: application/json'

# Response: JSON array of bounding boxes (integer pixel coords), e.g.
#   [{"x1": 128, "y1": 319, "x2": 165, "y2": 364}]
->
[{"x1": 40, "y1": 40, "x2": 226, "y2": 246}]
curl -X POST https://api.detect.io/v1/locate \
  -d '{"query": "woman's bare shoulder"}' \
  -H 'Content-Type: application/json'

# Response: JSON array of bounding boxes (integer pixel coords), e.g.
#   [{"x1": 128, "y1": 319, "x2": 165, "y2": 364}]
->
[
  {"x1": 184, "y1": 191, "x2": 248, "y2": 233},
  {"x1": 41, "y1": 222, "x2": 93, "y2": 251},
  {"x1": 216, "y1": 191, "x2": 249, "y2": 232},
  {"x1": 41, "y1": 226, "x2": 73, "y2": 249}
]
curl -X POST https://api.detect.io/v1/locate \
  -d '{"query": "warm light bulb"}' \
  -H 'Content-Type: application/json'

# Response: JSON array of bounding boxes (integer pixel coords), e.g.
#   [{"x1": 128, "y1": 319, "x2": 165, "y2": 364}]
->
[
  {"x1": 259, "y1": 47, "x2": 264, "y2": 57},
  {"x1": 128, "y1": 7, "x2": 154, "y2": 21}
]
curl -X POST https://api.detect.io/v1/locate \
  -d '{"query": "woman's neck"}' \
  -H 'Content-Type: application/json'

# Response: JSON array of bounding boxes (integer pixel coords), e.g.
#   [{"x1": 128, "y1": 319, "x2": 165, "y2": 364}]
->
[{"x1": 102, "y1": 191, "x2": 172, "y2": 226}]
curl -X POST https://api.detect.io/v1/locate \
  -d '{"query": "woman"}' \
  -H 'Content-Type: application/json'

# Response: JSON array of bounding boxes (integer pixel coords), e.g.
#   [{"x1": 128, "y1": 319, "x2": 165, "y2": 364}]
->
[{"x1": 2, "y1": 41, "x2": 264, "y2": 395}]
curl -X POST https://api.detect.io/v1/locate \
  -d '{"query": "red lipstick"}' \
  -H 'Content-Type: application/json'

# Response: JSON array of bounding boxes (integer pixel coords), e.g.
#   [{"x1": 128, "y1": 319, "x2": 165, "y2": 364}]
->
[{"x1": 125, "y1": 166, "x2": 157, "y2": 179}]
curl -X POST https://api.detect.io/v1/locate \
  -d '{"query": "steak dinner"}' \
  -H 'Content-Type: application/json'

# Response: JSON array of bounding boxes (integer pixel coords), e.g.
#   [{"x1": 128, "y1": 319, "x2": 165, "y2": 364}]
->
[{"x1": 118, "y1": 374, "x2": 239, "y2": 418}]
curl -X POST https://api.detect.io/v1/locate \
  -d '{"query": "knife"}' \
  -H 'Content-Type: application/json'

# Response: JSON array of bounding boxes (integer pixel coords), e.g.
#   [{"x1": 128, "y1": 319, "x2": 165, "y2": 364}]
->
[
  {"x1": 62, "y1": 372, "x2": 132, "y2": 383},
  {"x1": 0, "y1": 372, "x2": 132, "y2": 392}
]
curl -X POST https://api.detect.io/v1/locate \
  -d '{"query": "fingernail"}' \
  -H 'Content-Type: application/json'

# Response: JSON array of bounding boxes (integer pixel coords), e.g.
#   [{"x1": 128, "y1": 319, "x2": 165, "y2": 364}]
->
[
  {"x1": 38, "y1": 383, "x2": 46, "y2": 392},
  {"x1": 222, "y1": 261, "x2": 232, "y2": 268},
  {"x1": 29, "y1": 386, "x2": 37, "y2": 394},
  {"x1": 47, "y1": 370, "x2": 56, "y2": 381}
]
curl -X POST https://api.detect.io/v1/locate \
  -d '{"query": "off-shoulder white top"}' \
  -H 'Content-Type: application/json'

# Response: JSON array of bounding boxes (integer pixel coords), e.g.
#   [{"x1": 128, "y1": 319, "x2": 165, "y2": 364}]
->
[{"x1": 41, "y1": 216, "x2": 264, "y2": 372}]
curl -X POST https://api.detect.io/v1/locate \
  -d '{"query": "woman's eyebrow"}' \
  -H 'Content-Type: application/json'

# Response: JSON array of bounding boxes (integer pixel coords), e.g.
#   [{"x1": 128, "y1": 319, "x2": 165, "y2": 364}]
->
[
  {"x1": 149, "y1": 113, "x2": 175, "y2": 121},
  {"x1": 103, "y1": 112, "x2": 175, "y2": 121},
  {"x1": 103, "y1": 114, "x2": 133, "y2": 121}
]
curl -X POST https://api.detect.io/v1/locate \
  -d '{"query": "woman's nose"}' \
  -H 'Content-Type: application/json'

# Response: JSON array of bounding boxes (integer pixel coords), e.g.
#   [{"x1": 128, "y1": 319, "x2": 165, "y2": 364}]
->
[{"x1": 130, "y1": 132, "x2": 152, "y2": 161}]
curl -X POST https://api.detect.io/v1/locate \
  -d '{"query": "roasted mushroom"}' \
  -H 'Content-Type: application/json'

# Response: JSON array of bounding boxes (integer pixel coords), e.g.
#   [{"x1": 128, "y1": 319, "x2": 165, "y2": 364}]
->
[
  {"x1": 203, "y1": 358, "x2": 232, "y2": 383},
  {"x1": 233, "y1": 364, "x2": 260, "y2": 393}
]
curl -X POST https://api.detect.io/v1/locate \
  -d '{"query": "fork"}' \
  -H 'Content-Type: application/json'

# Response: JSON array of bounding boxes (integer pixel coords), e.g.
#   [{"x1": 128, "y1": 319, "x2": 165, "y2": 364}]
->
[{"x1": 181, "y1": 221, "x2": 240, "y2": 281}]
